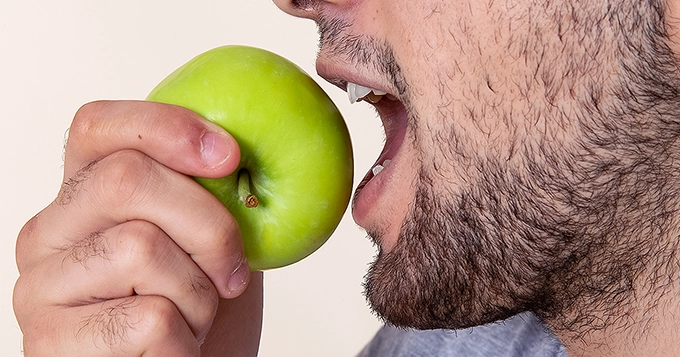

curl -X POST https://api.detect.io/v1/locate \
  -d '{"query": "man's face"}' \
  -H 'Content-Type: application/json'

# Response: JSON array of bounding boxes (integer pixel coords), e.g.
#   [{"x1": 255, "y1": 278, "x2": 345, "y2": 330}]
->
[{"x1": 276, "y1": 0, "x2": 680, "y2": 332}]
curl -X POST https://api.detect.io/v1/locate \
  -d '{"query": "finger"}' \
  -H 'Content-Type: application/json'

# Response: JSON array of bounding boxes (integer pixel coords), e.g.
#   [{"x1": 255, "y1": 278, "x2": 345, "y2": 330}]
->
[
  {"x1": 19, "y1": 296, "x2": 200, "y2": 357},
  {"x1": 23, "y1": 150, "x2": 249, "y2": 298},
  {"x1": 64, "y1": 100, "x2": 240, "y2": 180},
  {"x1": 16, "y1": 220, "x2": 219, "y2": 341}
]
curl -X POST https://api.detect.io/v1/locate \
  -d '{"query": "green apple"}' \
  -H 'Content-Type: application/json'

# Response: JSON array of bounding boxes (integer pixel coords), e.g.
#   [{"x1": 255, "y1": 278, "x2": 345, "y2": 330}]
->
[{"x1": 147, "y1": 45, "x2": 353, "y2": 271}]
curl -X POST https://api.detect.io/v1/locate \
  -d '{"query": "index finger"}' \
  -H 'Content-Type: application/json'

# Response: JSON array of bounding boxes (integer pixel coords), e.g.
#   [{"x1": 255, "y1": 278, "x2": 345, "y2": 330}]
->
[{"x1": 64, "y1": 100, "x2": 240, "y2": 180}]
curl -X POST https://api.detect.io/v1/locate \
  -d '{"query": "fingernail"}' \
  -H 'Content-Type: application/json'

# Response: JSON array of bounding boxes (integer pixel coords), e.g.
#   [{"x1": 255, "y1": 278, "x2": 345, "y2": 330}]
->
[
  {"x1": 200, "y1": 131, "x2": 231, "y2": 168},
  {"x1": 227, "y1": 258, "x2": 250, "y2": 294}
]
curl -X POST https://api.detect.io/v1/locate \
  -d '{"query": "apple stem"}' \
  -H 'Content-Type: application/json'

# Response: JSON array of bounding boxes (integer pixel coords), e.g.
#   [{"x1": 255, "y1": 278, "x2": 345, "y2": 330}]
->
[{"x1": 238, "y1": 169, "x2": 259, "y2": 208}]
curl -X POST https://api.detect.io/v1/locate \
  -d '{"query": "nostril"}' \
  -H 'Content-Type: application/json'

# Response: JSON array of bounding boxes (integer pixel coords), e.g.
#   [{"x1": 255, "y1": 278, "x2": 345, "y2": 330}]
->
[
  {"x1": 292, "y1": 0, "x2": 316, "y2": 10},
  {"x1": 273, "y1": 0, "x2": 318, "y2": 19}
]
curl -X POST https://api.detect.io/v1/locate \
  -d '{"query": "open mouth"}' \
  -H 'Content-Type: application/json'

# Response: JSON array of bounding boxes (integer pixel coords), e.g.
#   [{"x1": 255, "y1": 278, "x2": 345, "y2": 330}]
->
[
  {"x1": 316, "y1": 57, "x2": 410, "y2": 224},
  {"x1": 346, "y1": 82, "x2": 407, "y2": 197},
  {"x1": 325, "y1": 79, "x2": 409, "y2": 225}
]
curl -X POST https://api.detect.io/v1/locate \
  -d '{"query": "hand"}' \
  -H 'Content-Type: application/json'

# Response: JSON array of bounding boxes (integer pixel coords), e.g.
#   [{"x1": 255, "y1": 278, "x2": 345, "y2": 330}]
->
[{"x1": 14, "y1": 101, "x2": 259, "y2": 356}]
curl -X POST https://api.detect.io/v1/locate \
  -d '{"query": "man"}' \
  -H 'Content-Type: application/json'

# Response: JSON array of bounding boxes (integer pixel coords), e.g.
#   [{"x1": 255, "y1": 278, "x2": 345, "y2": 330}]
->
[{"x1": 13, "y1": 0, "x2": 680, "y2": 356}]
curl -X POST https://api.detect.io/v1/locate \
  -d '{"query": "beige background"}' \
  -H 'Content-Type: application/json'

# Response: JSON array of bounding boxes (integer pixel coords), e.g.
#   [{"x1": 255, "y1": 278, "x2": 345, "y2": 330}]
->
[{"x1": 0, "y1": 1, "x2": 384, "y2": 355}]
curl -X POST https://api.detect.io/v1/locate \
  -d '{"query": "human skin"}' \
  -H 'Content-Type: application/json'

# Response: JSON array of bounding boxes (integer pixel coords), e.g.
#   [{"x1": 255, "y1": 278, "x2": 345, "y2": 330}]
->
[
  {"x1": 13, "y1": 101, "x2": 262, "y2": 356},
  {"x1": 14, "y1": 1, "x2": 680, "y2": 357},
  {"x1": 274, "y1": 0, "x2": 680, "y2": 356}
]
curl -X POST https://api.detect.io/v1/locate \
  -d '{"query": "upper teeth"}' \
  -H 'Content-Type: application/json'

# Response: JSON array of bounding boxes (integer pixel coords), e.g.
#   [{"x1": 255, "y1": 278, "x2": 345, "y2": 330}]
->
[{"x1": 348, "y1": 82, "x2": 387, "y2": 104}]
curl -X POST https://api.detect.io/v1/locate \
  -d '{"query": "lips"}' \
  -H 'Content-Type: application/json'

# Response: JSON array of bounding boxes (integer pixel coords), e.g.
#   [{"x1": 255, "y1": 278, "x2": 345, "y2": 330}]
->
[{"x1": 316, "y1": 59, "x2": 410, "y2": 226}]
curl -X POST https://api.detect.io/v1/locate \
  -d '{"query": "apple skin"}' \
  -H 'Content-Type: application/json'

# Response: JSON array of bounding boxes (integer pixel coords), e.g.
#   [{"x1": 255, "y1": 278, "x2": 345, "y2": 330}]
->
[{"x1": 147, "y1": 45, "x2": 353, "y2": 271}]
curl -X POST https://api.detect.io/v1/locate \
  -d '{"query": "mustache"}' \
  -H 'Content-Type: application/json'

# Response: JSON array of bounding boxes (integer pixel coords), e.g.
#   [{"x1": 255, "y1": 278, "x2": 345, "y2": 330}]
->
[{"x1": 316, "y1": 14, "x2": 407, "y2": 95}]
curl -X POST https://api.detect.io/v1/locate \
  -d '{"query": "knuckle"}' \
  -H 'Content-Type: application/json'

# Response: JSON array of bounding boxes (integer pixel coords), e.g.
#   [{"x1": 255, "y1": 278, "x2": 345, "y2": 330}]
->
[
  {"x1": 115, "y1": 222, "x2": 218, "y2": 339},
  {"x1": 12, "y1": 276, "x2": 32, "y2": 318},
  {"x1": 17, "y1": 213, "x2": 39, "y2": 243},
  {"x1": 202, "y1": 211, "x2": 241, "y2": 251},
  {"x1": 137, "y1": 296, "x2": 183, "y2": 339},
  {"x1": 69, "y1": 101, "x2": 107, "y2": 145},
  {"x1": 15, "y1": 213, "x2": 41, "y2": 272},
  {"x1": 96, "y1": 151, "x2": 158, "y2": 207},
  {"x1": 116, "y1": 221, "x2": 166, "y2": 271}
]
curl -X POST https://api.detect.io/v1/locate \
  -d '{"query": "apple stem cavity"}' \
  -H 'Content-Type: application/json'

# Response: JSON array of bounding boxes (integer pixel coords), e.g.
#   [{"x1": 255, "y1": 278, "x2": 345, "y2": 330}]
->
[{"x1": 238, "y1": 169, "x2": 259, "y2": 208}]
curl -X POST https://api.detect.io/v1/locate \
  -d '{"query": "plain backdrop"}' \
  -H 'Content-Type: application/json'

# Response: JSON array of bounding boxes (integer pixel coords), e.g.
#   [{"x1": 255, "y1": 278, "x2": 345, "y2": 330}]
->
[{"x1": 0, "y1": 1, "x2": 385, "y2": 355}]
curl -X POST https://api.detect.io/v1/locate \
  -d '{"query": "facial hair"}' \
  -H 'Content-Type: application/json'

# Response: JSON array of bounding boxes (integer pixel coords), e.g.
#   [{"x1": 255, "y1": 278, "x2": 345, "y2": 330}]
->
[{"x1": 361, "y1": 0, "x2": 680, "y2": 336}]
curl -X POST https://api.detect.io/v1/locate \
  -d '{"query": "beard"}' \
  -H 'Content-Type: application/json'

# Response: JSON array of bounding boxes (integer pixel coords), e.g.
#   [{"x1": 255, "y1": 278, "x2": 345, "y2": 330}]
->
[
  {"x1": 363, "y1": 0, "x2": 680, "y2": 335},
  {"x1": 365, "y1": 136, "x2": 680, "y2": 334}
]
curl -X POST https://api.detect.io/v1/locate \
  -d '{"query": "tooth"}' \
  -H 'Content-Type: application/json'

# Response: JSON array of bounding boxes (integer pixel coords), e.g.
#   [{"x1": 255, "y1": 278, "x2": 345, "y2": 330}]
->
[
  {"x1": 348, "y1": 82, "x2": 358, "y2": 103},
  {"x1": 365, "y1": 92, "x2": 383, "y2": 104},
  {"x1": 371, "y1": 159, "x2": 391, "y2": 176},
  {"x1": 348, "y1": 82, "x2": 386, "y2": 104},
  {"x1": 348, "y1": 82, "x2": 371, "y2": 103}
]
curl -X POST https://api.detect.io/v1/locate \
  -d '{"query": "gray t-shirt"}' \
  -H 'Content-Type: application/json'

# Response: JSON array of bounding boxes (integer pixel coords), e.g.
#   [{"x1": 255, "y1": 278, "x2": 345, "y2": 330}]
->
[{"x1": 357, "y1": 313, "x2": 567, "y2": 356}]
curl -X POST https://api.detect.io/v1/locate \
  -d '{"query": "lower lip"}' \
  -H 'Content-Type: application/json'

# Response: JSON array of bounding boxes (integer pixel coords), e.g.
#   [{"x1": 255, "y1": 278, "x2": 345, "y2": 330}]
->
[{"x1": 351, "y1": 105, "x2": 408, "y2": 227}]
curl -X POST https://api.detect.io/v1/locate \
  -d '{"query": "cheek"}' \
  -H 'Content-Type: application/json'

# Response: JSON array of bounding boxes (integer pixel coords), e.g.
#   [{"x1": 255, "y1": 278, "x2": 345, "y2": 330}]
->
[{"x1": 392, "y1": 12, "x2": 585, "y2": 178}]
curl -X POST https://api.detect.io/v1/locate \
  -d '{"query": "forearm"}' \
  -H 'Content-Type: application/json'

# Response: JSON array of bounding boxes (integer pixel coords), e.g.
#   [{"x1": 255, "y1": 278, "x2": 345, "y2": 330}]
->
[{"x1": 201, "y1": 272, "x2": 264, "y2": 357}]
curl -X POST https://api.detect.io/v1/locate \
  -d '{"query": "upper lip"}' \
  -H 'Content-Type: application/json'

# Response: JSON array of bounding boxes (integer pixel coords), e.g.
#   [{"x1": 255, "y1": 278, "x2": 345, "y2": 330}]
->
[
  {"x1": 315, "y1": 59, "x2": 397, "y2": 101},
  {"x1": 315, "y1": 58, "x2": 406, "y2": 163},
  {"x1": 315, "y1": 53, "x2": 409, "y2": 176}
]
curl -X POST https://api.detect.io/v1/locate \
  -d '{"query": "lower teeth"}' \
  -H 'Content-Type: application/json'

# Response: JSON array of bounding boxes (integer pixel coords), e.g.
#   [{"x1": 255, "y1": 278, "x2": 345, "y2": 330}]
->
[{"x1": 372, "y1": 159, "x2": 391, "y2": 176}]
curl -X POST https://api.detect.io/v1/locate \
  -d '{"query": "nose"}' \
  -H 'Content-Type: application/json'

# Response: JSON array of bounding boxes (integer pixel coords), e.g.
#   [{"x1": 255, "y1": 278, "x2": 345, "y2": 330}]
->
[{"x1": 272, "y1": 0, "x2": 318, "y2": 20}]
